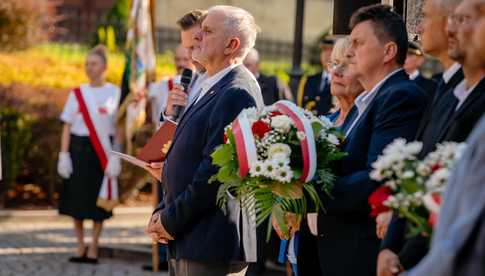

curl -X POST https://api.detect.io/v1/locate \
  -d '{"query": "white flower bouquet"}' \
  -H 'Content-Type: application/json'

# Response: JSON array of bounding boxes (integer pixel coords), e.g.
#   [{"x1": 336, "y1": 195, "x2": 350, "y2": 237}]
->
[
  {"x1": 210, "y1": 101, "x2": 346, "y2": 238},
  {"x1": 369, "y1": 139, "x2": 466, "y2": 236}
]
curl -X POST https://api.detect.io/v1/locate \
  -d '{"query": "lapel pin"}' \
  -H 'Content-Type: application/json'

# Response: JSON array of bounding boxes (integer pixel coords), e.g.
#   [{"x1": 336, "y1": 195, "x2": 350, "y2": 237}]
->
[{"x1": 209, "y1": 90, "x2": 215, "y2": 95}]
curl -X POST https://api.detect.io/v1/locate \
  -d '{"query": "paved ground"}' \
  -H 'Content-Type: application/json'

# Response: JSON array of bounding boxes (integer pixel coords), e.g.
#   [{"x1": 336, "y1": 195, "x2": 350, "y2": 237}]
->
[
  {"x1": 0, "y1": 207, "x2": 286, "y2": 276},
  {"x1": 0, "y1": 207, "x2": 167, "y2": 276}
]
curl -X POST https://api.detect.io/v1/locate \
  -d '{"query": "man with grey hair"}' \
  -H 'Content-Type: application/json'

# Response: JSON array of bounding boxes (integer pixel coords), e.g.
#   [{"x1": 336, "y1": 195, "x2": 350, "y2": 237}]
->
[{"x1": 146, "y1": 5, "x2": 263, "y2": 276}]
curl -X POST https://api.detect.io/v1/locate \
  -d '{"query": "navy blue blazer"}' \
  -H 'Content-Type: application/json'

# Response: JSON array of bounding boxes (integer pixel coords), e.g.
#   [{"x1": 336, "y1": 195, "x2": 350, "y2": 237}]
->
[
  {"x1": 155, "y1": 65, "x2": 262, "y2": 263},
  {"x1": 318, "y1": 70, "x2": 427, "y2": 238}
]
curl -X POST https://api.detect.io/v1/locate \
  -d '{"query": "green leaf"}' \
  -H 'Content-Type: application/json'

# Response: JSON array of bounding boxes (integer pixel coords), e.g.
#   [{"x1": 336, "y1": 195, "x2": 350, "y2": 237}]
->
[{"x1": 211, "y1": 144, "x2": 234, "y2": 167}]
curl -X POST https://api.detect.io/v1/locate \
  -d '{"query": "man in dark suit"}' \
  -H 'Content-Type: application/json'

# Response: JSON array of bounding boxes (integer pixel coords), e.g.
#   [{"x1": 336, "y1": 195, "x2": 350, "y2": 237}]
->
[
  {"x1": 311, "y1": 5, "x2": 427, "y2": 276},
  {"x1": 404, "y1": 41, "x2": 438, "y2": 100},
  {"x1": 297, "y1": 37, "x2": 334, "y2": 116},
  {"x1": 146, "y1": 5, "x2": 263, "y2": 276},
  {"x1": 379, "y1": 0, "x2": 485, "y2": 274}
]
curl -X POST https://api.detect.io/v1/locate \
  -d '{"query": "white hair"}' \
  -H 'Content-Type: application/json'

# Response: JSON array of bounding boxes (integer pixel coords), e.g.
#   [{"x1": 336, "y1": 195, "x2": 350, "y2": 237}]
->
[
  {"x1": 208, "y1": 5, "x2": 261, "y2": 59},
  {"x1": 330, "y1": 37, "x2": 350, "y2": 62}
]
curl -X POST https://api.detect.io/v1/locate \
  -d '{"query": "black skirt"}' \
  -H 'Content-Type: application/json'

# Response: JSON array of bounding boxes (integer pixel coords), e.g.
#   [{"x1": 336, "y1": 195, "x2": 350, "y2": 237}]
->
[{"x1": 58, "y1": 135, "x2": 112, "y2": 221}]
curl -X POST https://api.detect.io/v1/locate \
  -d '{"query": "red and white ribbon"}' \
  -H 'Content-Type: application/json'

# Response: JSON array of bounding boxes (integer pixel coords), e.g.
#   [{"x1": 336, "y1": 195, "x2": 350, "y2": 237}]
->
[
  {"x1": 73, "y1": 87, "x2": 118, "y2": 203},
  {"x1": 274, "y1": 100, "x2": 317, "y2": 183},
  {"x1": 232, "y1": 112, "x2": 258, "y2": 177}
]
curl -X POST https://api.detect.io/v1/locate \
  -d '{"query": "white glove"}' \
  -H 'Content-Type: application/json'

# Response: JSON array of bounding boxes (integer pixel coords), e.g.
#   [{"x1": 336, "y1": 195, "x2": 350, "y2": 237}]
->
[
  {"x1": 105, "y1": 155, "x2": 121, "y2": 178},
  {"x1": 307, "y1": 213, "x2": 318, "y2": 236},
  {"x1": 57, "y1": 152, "x2": 73, "y2": 179}
]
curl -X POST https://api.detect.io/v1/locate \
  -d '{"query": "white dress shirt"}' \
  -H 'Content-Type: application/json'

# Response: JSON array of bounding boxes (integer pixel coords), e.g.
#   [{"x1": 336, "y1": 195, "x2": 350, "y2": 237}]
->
[
  {"x1": 443, "y1": 63, "x2": 462, "y2": 84},
  {"x1": 453, "y1": 79, "x2": 480, "y2": 110},
  {"x1": 194, "y1": 64, "x2": 240, "y2": 105},
  {"x1": 409, "y1": 70, "x2": 420, "y2": 80}
]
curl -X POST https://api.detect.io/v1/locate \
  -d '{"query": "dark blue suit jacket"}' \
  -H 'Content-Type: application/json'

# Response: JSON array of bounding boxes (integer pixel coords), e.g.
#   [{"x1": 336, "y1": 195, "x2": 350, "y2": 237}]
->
[
  {"x1": 316, "y1": 69, "x2": 427, "y2": 276},
  {"x1": 155, "y1": 65, "x2": 262, "y2": 263}
]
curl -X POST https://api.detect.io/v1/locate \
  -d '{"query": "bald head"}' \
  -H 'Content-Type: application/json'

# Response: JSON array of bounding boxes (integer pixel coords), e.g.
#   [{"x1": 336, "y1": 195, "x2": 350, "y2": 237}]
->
[
  {"x1": 243, "y1": 48, "x2": 260, "y2": 75},
  {"x1": 174, "y1": 44, "x2": 195, "y2": 74}
]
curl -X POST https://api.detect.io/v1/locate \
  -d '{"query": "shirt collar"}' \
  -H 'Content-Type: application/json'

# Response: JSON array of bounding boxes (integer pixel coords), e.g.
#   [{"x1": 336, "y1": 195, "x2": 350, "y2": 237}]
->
[
  {"x1": 443, "y1": 63, "x2": 461, "y2": 84},
  {"x1": 354, "y1": 69, "x2": 403, "y2": 114},
  {"x1": 409, "y1": 70, "x2": 420, "y2": 80},
  {"x1": 453, "y1": 79, "x2": 479, "y2": 109},
  {"x1": 201, "y1": 63, "x2": 240, "y2": 93}
]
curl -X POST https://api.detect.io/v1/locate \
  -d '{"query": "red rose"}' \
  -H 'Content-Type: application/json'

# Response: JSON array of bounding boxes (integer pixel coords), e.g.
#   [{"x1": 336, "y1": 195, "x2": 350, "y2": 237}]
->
[
  {"x1": 368, "y1": 186, "x2": 392, "y2": 217},
  {"x1": 252, "y1": 120, "x2": 272, "y2": 139},
  {"x1": 431, "y1": 164, "x2": 442, "y2": 173},
  {"x1": 223, "y1": 132, "x2": 228, "y2": 144}
]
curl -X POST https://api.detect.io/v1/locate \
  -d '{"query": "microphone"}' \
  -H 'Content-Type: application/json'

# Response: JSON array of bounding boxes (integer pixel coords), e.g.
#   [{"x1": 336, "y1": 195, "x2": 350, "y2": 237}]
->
[{"x1": 172, "y1": 68, "x2": 193, "y2": 121}]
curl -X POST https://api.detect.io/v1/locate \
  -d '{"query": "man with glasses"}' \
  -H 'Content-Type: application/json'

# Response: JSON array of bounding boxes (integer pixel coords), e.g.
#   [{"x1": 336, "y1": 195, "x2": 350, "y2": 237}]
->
[
  {"x1": 379, "y1": 0, "x2": 485, "y2": 275},
  {"x1": 406, "y1": 1, "x2": 485, "y2": 273}
]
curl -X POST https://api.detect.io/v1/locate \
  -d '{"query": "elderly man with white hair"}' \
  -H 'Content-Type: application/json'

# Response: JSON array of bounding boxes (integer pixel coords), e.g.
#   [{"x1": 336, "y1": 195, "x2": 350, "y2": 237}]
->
[{"x1": 146, "y1": 5, "x2": 263, "y2": 276}]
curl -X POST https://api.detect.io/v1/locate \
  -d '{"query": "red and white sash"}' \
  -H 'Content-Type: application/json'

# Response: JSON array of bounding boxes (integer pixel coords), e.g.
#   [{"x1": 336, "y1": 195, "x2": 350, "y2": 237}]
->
[{"x1": 73, "y1": 87, "x2": 118, "y2": 208}]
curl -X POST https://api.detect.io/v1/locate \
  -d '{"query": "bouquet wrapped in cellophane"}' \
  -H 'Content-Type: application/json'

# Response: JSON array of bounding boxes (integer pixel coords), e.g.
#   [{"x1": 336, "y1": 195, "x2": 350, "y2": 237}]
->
[
  {"x1": 369, "y1": 139, "x2": 466, "y2": 237},
  {"x1": 210, "y1": 100, "x2": 346, "y2": 238}
]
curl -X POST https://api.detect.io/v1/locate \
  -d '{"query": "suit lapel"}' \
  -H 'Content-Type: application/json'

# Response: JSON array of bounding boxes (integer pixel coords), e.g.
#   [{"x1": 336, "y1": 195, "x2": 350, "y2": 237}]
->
[
  {"x1": 345, "y1": 70, "x2": 408, "y2": 142},
  {"x1": 436, "y1": 78, "x2": 485, "y2": 142}
]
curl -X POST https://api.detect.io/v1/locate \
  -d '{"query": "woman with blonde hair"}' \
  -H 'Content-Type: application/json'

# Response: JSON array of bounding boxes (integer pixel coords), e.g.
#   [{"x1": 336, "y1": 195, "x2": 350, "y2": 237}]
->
[
  {"x1": 57, "y1": 45, "x2": 121, "y2": 264},
  {"x1": 327, "y1": 36, "x2": 364, "y2": 134}
]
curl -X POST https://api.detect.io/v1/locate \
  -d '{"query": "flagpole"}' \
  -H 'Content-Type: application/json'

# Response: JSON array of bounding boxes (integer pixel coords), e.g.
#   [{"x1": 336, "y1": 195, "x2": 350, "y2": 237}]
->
[{"x1": 147, "y1": 1, "x2": 160, "y2": 272}]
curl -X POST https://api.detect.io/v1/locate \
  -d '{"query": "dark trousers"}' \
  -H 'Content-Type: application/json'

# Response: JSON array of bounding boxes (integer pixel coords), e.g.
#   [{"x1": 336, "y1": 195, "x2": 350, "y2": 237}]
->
[
  {"x1": 168, "y1": 259, "x2": 248, "y2": 276},
  {"x1": 317, "y1": 236, "x2": 380, "y2": 276}
]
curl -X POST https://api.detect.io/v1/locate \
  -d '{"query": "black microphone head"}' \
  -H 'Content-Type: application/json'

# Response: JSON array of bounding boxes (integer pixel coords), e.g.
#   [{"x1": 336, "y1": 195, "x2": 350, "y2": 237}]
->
[{"x1": 180, "y1": 68, "x2": 193, "y2": 91}]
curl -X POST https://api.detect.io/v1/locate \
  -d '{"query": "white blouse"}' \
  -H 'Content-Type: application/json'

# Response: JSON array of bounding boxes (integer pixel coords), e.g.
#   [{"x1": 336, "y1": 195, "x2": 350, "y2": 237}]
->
[{"x1": 60, "y1": 83, "x2": 120, "y2": 136}]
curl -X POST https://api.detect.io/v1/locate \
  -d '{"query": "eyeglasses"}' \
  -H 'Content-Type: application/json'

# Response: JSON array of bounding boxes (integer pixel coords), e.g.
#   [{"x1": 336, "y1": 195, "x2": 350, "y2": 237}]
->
[
  {"x1": 447, "y1": 13, "x2": 474, "y2": 26},
  {"x1": 327, "y1": 61, "x2": 349, "y2": 75}
]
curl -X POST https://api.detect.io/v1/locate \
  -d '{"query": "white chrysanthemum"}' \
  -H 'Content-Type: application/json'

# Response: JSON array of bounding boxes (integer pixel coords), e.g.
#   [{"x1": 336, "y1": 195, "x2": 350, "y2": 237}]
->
[
  {"x1": 385, "y1": 180, "x2": 397, "y2": 190},
  {"x1": 271, "y1": 115, "x2": 293, "y2": 133},
  {"x1": 268, "y1": 143, "x2": 291, "y2": 159},
  {"x1": 249, "y1": 161, "x2": 265, "y2": 177},
  {"x1": 325, "y1": 133, "x2": 340, "y2": 146},
  {"x1": 274, "y1": 166, "x2": 293, "y2": 183},
  {"x1": 370, "y1": 170, "x2": 384, "y2": 181},
  {"x1": 425, "y1": 168, "x2": 450, "y2": 193},
  {"x1": 261, "y1": 160, "x2": 278, "y2": 178},
  {"x1": 416, "y1": 163, "x2": 431, "y2": 176},
  {"x1": 271, "y1": 156, "x2": 290, "y2": 169},
  {"x1": 296, "y1": 131, "x2": 306, "y2": 141}
]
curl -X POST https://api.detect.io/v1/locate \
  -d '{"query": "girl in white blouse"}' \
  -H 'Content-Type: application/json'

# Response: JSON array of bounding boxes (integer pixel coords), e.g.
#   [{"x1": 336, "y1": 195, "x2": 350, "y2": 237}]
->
[{"x1": 57, "y1": 45, "x2": 121, "y2": 264}]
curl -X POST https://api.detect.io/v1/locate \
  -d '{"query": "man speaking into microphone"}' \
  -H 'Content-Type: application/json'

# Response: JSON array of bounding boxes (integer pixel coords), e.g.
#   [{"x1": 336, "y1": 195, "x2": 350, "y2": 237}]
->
[{"x1": 146, "y1": 5, "x2": 263, "y2": 276}]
